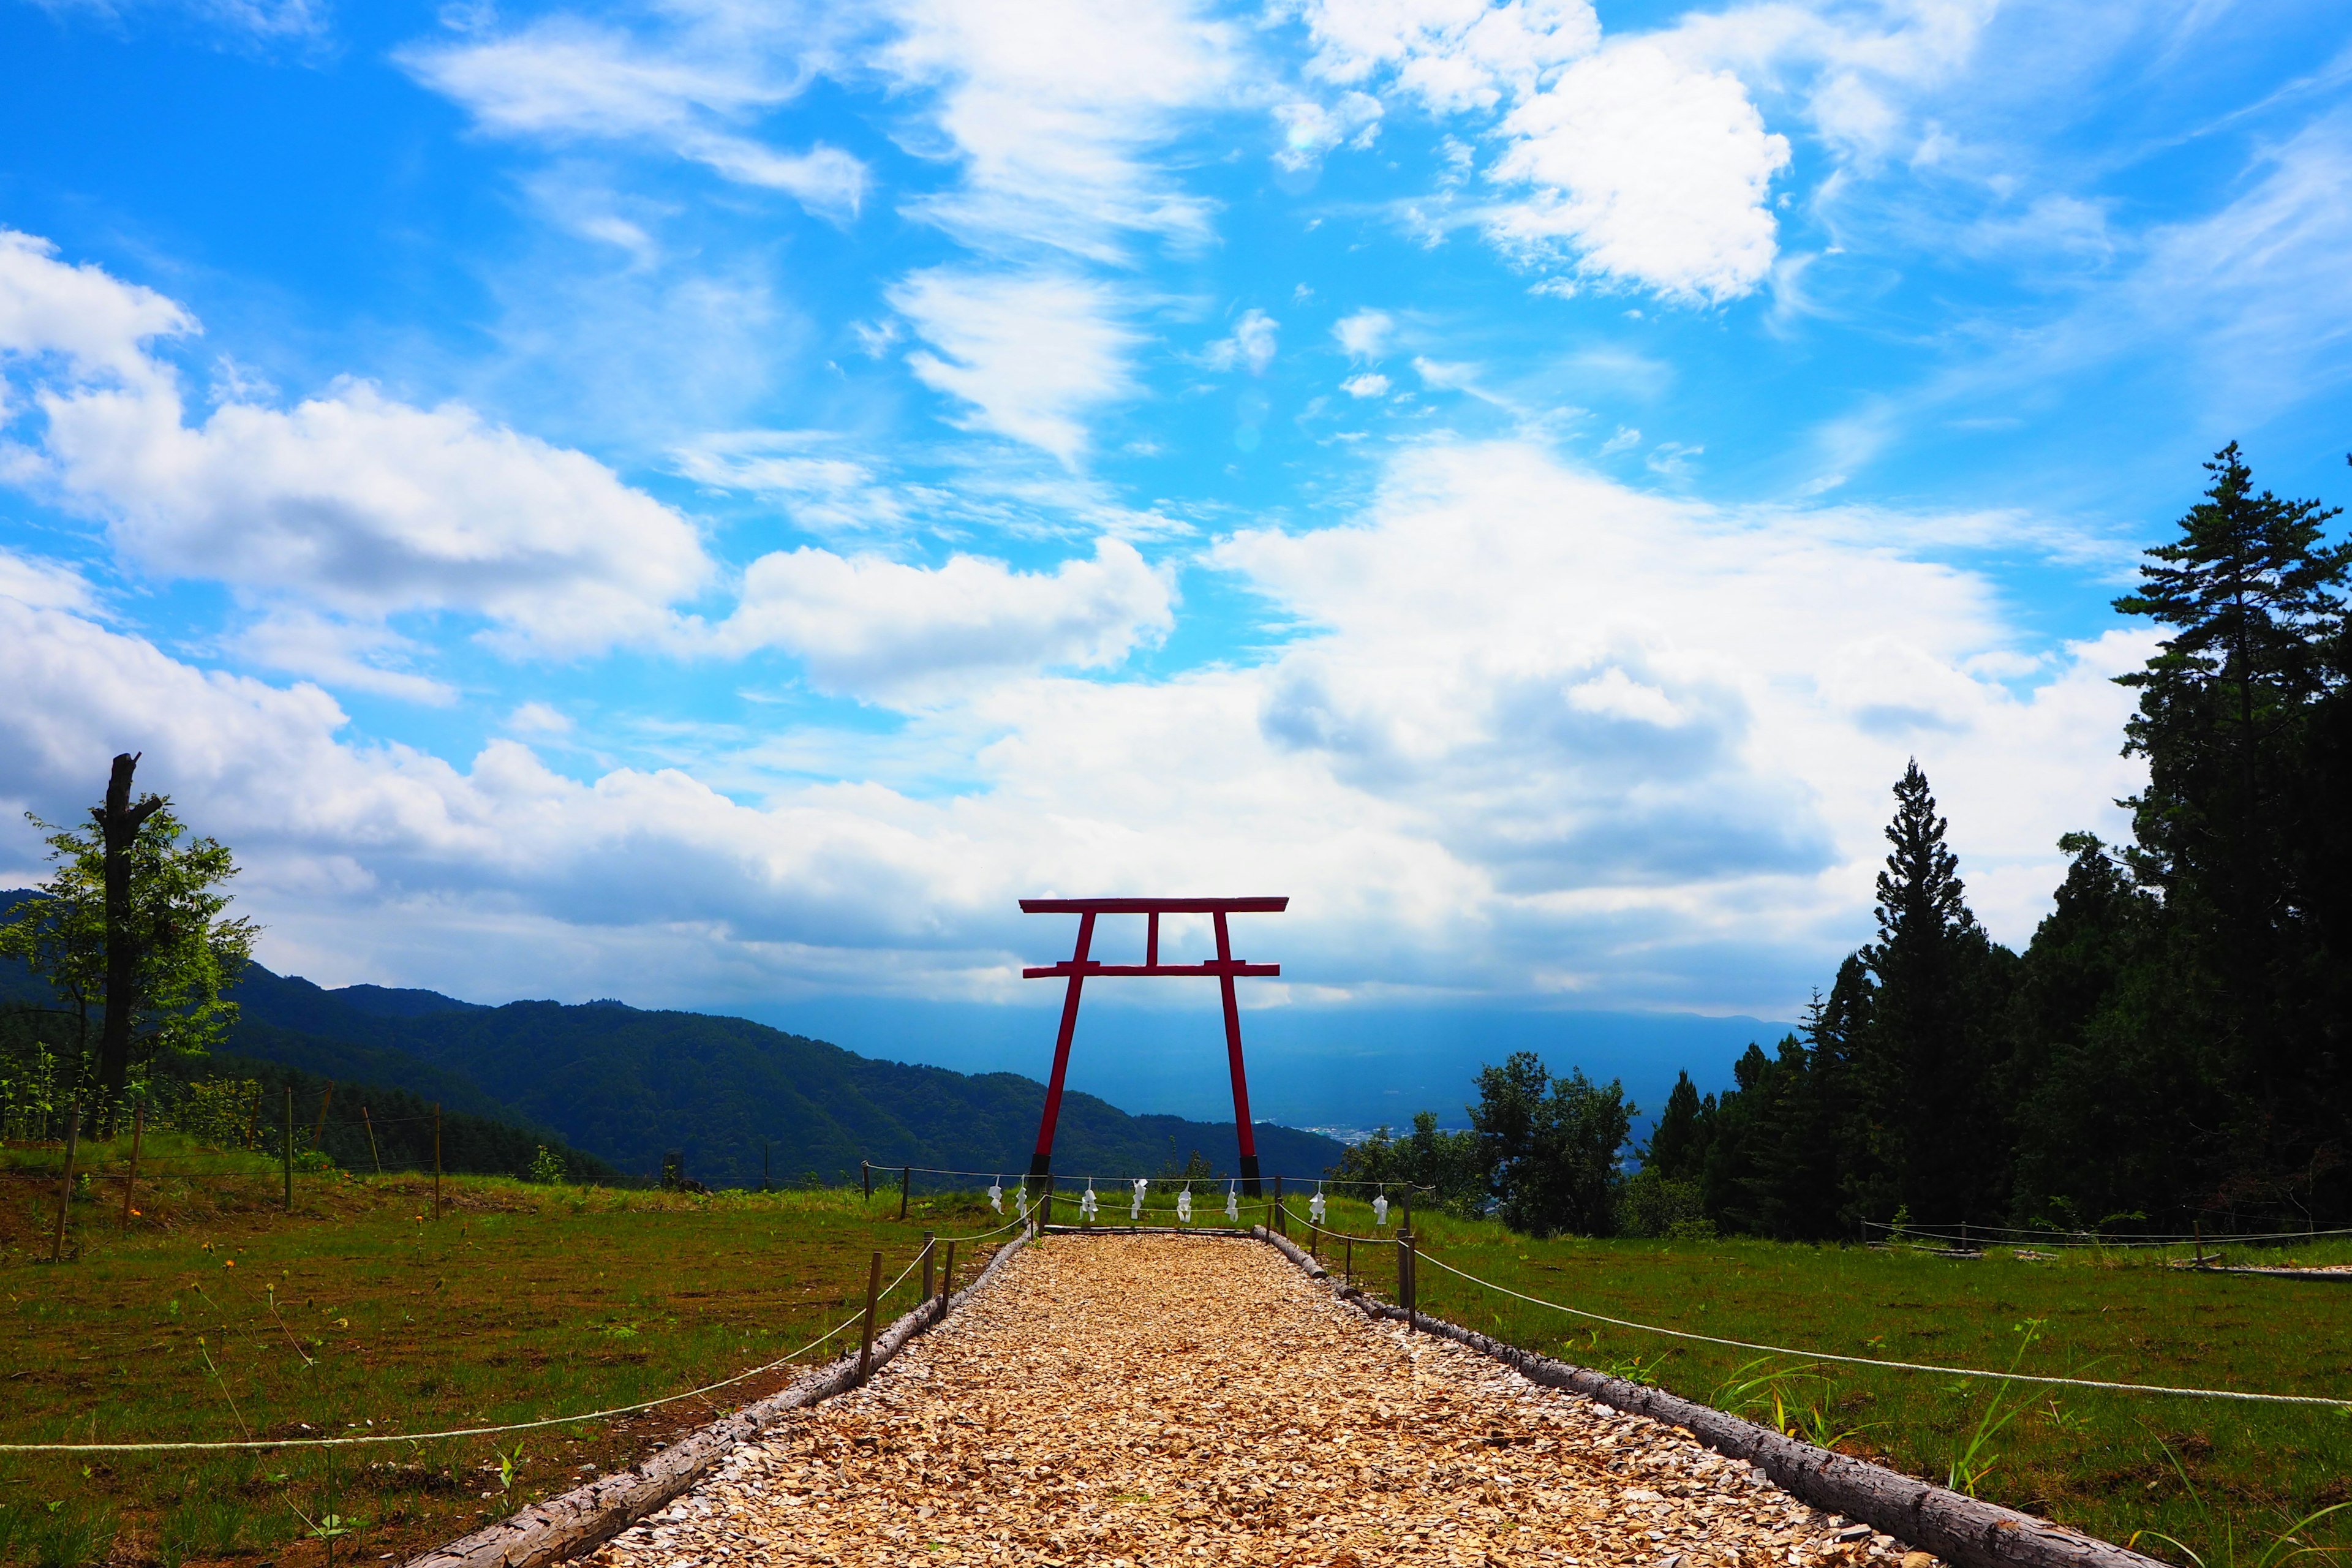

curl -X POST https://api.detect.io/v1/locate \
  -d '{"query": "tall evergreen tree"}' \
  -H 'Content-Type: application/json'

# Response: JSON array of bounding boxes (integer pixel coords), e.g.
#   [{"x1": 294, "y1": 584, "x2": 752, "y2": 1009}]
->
[
  {"x1": 2111, "y1": 443, "x2": 2352, "y2": 1217},
  {"x1": 1849, "y1": 760, "x2": 2016, "y2": 1224}
]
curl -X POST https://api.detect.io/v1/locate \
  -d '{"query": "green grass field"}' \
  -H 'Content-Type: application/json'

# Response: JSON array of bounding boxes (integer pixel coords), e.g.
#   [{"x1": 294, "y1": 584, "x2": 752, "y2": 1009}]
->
[
  {"x1": 0, "y1": 1134, "x2": 1007, "y2": 1568},
  {"x1": 1275, "y1": 1193, "x2": 2352, "y2": 1568},
  {"x1": 7, "y1": 1150, "x2": 2348, "y2": 1568}
]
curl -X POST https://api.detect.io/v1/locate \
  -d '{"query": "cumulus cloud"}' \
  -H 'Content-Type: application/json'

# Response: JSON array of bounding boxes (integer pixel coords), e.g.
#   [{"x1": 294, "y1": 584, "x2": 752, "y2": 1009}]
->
[
  {"x1": 1204, "y1": 310, "x2": 1280, "y2": 375},
  {"x1": 1212, "y1": 440, "x2": 2144, "y2": 952},
  {"x1": 1, "y1": 423, "x2": 2149, "y2": 1016},
  {"x1": 1272, "y1": 92, "x2": 1383, "y2": 172},
  {"x1": 1332, "y1": 309, "x2": 1395, "y2": 361},
  {"x1": 1485, "y1": 45, "x2": 1789, "y2": 302},
  {"x1": 0, "y1": 546, "x2": 96, "y2": 613},
  {"x1": 1295, "y1": 1, "x2": 1789, "y2": 301},
  {"x1": 1340, "y1": 373, "x2": 1391, "y2": 398},
  {"x1": 0, "y1": 229, "x2": 190, "y2": 389},
  {"x1": 889, "y1": 269, "x2": 1142, "y2": 463},
  {"x1": 1302, "y1": 0, "x2": 1600, "y2": 114},
  {"x1": 1, "y1": 232, "x2": 713, "y2": 662},
  {"x1": 713, "y1": 537, "x2": 1174, "y2": 703}
]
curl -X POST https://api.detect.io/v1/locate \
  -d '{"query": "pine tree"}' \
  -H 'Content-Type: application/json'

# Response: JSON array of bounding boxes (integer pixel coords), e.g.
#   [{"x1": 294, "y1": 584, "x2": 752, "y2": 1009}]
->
[
  {"x1": 2111, "y1": 443, "x2": 2352, "y2": 1216},
  {"x1": 1850, "y1": 760, "x2": 2015, "y2": 1224}
]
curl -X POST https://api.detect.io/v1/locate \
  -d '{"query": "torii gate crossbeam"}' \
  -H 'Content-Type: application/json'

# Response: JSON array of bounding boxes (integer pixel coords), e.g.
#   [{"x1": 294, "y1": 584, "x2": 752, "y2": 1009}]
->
[{"x1": 1020, "y1": 896, "x2": 1287, "y2": 1197}]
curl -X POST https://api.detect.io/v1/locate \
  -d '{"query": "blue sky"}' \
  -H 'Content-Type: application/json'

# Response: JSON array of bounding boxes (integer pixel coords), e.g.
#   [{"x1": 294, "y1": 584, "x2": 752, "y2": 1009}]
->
[{"x1": 2, "y1": 0, "x2": 2350, "y2": 1115}]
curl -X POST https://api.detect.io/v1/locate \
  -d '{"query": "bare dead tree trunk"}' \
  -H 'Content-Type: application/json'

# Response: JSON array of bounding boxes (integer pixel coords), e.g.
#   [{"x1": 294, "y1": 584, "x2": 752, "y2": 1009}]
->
[{"x1": 91, "y1": 753, "x2": 161, "y2": 1124}]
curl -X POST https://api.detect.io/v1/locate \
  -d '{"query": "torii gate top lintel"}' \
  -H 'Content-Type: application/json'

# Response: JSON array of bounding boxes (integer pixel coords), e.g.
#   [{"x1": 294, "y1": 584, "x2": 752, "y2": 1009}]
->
[{"x1": 1020, "y1": 895, "x2": 1287, "y2": 1196}]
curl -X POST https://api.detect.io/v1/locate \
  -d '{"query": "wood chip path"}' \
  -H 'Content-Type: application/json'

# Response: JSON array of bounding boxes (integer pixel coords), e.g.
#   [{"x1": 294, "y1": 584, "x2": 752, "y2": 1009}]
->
[{"x1": 594, "y1": 1234, "x2": 1939, "y2": 1567}]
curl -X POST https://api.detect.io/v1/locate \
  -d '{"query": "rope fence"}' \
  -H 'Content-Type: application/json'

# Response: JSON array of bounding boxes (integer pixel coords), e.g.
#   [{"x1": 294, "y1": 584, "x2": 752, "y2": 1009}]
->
[
  {"x1": 0, "y1": 1219, "x2": 1020, "y2": 1455},
  {"x1": 1359, "y1": 1228, "x2": 2352, "y2": 1410}
]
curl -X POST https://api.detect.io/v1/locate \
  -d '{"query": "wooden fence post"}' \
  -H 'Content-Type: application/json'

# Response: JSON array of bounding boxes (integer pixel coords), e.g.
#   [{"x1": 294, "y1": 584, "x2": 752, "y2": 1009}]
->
[
  {"x1": 1273, "y1": 1175, "x2": 1284, "y2": 1238},
  {"x1": 1041, "y1": 1182, "x2": 1054, "y2": 1230},
  {"x1": 1400, "y1": 1228, "x2": 1417, "y2": 1333},
  {"x1": 855, "y1": 1251, "x2": 883, "y2": 1383},
  {"x1": 119, "y1": 1102, "x2": 143, "y2": 1227},
  {"x1": 862, "y1": 1161, "x2": 872, "y2": 1200},
  {"x1": 314, "y1": 1082, "x2": 334, "y2": 1144},
  {"x1": 938, "y1": 1241, "x2": 956, "y2": 1311},
  {"x1": 361, "y1": 1106, "x2": 381, "y2": 1176},
  {"x1": 921, "y1": 1232, "x2": 936, "y2": 1302},
  {"x1": 899, "y1": 1165, "x2": 911, "y2": 1221},
  {"x1": 1343, "y1": 1236, "x2": 1353, "y2": 1286},
  {"x1": 282, "y1": 1088, "x2": 294, "y2": 1212},
  {"x1": 50, "y1": 1103, "x2": 80, "y2": 1264},
  {"x1": 432, "y1": 1102, "x2": 443, "y2": 1219}
]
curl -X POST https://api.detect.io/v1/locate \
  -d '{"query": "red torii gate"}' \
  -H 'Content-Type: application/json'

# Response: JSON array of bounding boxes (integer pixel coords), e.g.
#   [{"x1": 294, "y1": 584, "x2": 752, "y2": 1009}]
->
[{"x1": 1021, "y1": 896, "x2": 1287, "y2": 1197}]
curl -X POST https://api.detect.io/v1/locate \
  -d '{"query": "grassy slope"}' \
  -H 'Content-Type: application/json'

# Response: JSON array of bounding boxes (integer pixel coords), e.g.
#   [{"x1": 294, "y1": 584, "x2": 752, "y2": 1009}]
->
[
  {"x1": 1288, "y1": 1195, "x2": 2352, "y2": 1568},
  {"x1": 6, "y1": 1162, "x2": 2346, "y2": 1568},
  {"x1": 0, "y1": 1138, "x2": 1005, "y2": 1568}
]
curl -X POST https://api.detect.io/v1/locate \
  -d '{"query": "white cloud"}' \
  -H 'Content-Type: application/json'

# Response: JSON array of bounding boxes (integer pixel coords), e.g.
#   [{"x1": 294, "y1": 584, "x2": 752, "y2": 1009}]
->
[
  {"x1": 1272, "y1": 92, "x2": 1384, "y2": 172},
  {"x1": 1485, "y1": 43, "x2": 1790, "y2": 301},
  {"x1": 0, "y1": 437, "x2": 2148, "y2": 1015},
  {"x1": 674, "y1": 430, "x2": 909, "y2": 533},
  {"x1": 1210, "y1": 440, "x2": 2143, "y2": 957},
  {"x1": 1340, "y1": 373, "x2": 1392, "y2": 398},
  {"x1": 881, "y1": 0, "x2": 1246, "y2": 261},
  {"x1": 1, "y1": 233, "x2": 713, "y2": 658},
  {"x1": 1295, "y1": 2, "x2": 1790, "y2": 301},
  {"x1": 0, "y1": 229, "x2": 190, "y2": 389},
  {"x1": 39, "y1": 379, "x2": 711, "y2": 654},
  {"x1": 507, "y1": 701, "x2": 573, "y2": 735},
  {"x1": 889, "y1": 269, "x2": 1141, "y2": 464},
  {"x1": 0, "y1": 547, "x2": 96, "y2": 613},
  {"x1": 396, "y1": 14, "x2": 868, "y2": 217},
  {"x1": 1204, "y1": 310, "x2": 1280, "y2": 375},
  {"x1": 712, "y1": 537, "x2": 1175, "y2": 703},
  {"x1": 1332, "y1": 308, "x2": 1395, "y2": 361},
  {"x1": 236, "y1": 611, "x2": 458, "y2": 706},
  {"x1": 1302, "y1": 0, "x2": 1601, "y2": 115}
]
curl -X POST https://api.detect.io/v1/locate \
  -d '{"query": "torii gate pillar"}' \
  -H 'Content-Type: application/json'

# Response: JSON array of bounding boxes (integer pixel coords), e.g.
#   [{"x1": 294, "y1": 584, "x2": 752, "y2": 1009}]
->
[{"x1": 1020, "y1": 896, "x2": 1287, "y2": 1197}]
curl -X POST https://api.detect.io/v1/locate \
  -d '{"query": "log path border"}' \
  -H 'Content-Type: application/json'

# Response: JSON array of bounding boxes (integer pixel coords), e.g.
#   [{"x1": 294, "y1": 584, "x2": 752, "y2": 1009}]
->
[{"x1": 404, "y1": 1221, "x2": 2168, "y2": 1568}]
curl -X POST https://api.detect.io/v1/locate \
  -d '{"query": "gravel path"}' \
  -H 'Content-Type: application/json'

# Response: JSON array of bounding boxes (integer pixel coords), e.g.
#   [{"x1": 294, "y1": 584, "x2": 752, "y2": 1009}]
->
[{"x1": 594, "y1": 1234, "x2": 1939, "y2": 1567}]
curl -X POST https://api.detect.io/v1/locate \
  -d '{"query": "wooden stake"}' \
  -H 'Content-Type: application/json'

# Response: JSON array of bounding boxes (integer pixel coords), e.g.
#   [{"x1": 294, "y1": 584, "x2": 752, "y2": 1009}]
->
[
  {"x1": 314, "y1": 1082, "x2": 334, "y2": 1143},
  {"x1": 899, "y1": 1164, "x2": 911, "y2": 1221},
  {"x1": 1344, "y1": 1236, "x2": 1353, "y2": 1286},
  {"x1": 921, "y1": 1232, "x2": 937, "y2": 1302},
  {"x1": 1273, "y1": 1175, "x2": 1284, "y2": 1238},
  {"x1": 119, "y1": 1102, "x2": 143, "y2": 1228},
  {"x1": 1400, "y1": 1229, "x2": 1417, "y2": 1332},
  {"x1": 361, "y1": 1106, "x2": 381, "y2": 1176},
  {"x1": 938, "y1": 1241, "x2": 956, "y2": 1311},
  {"x1": 862, "y1": 1160, "x2": 872, "y2": 1200},
  {"x1": 282, "y1": 1088, "x2": 295, "y2": 1212},
  {"x1": 51, "y1": 1103, "x2": 80, "y2": 1264},
  {"x1": 855, "y1": 1251, "x2": 883, "y2": 1383},
  {"x1": 432, "y1": 1102, "x2": 443, "y2": 1219}
]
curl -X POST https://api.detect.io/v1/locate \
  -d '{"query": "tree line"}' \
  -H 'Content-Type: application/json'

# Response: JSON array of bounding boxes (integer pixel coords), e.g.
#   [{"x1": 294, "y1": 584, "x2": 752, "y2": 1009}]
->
[{"x1": 1346, "y1": 445, "x2": 2352, "y2": 1238}]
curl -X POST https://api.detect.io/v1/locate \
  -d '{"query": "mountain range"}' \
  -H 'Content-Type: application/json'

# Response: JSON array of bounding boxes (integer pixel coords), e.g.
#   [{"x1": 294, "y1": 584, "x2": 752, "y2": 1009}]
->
[{"x1": 0, "y1": 895, "x2": 1344, "y2": 1186}]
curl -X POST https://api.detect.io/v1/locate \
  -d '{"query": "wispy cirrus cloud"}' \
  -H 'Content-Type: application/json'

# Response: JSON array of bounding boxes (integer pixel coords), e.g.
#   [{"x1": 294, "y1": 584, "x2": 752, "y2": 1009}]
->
[{"x1": 396, "y1": 9, "x2": 870, "y2": 216}]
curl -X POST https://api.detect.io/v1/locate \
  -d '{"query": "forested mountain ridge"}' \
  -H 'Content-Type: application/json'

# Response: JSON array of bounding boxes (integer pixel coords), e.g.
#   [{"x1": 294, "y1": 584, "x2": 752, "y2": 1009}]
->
[{"x1": 1, "y1": 935, "x2": 1344, "y2": 1186}]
